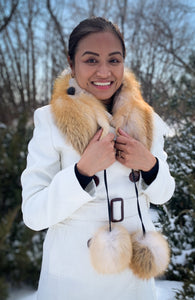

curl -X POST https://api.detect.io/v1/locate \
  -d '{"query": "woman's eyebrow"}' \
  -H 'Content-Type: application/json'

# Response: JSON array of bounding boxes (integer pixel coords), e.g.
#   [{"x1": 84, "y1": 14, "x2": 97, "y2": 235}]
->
[
  {"x1": 109, "y1": 51, "x2": 123, "y2": 56},
  {"x1": 82, "y1": 51, "x2": 123, "y2": 57},
  {"x1": 82, "y1": 51, "x2": 99, "y2": 56}
]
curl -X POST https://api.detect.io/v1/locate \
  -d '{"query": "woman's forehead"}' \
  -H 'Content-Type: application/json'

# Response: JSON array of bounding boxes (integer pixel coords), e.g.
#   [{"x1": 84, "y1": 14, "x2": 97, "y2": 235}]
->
[{"x1": 76, "y1": 31, "x2": 123, "y2": 56}]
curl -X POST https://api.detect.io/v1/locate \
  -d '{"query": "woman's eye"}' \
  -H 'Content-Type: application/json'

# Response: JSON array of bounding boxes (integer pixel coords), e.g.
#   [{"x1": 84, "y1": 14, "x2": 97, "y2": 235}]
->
[
  {"x1": 86, "y1": 58, "x2": 97, "y2": 64},
  {"x1": 109, "y1": 58, "x2": 120, "y2": 64}
]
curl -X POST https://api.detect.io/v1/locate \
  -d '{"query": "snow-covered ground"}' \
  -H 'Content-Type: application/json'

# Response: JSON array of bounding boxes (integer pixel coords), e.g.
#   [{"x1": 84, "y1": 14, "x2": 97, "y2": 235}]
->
[
  {"x1": 8, "y1": 280, "x2": 183, "y2": 300},
  {"x1": 156, "y1": 280, "x2": 182, "y2": 299}
]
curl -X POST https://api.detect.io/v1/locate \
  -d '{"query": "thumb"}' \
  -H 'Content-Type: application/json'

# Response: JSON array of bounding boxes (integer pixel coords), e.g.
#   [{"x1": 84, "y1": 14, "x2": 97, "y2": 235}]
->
[{"x1": 89, "y1": 128, "x2": 103, "y2": 143}]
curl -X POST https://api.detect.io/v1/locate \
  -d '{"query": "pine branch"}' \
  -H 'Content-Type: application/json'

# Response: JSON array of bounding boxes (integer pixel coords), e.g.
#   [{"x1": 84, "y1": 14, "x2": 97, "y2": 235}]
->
[{"x1": 0, "y1": 206, "x2": 19, "y2": 250}]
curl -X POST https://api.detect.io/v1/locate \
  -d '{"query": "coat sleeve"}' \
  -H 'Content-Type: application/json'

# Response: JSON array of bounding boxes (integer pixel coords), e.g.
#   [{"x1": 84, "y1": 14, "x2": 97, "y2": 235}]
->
[
  {"x1": 21, "y1": 107, "x2": 95, "y2": 231},
  {"x1": 139, "y1": 113, "x2": 175, "y2": 205}
]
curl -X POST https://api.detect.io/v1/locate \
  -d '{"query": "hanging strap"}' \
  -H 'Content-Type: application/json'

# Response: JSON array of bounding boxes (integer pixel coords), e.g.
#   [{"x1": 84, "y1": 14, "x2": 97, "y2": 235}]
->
[
  {"x1": 104, "y1": 169, "x2": 146, "y2": 235},
  {"x1": 104, "y1": 169, "x2": 112, "y2": 232},
  {"x1": 132, "y1": 170, "x2": 146, "y2": 235}
]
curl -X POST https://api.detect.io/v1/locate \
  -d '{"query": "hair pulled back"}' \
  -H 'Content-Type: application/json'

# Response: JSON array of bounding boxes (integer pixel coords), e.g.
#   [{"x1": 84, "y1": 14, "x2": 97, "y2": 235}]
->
[{"x1": 68, "y1": 17, "x2": 126, "y2": 63}]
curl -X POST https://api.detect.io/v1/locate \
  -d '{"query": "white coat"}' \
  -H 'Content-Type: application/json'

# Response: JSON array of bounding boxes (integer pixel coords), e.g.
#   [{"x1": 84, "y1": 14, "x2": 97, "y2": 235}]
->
[{"x1": 21, "y1": 102, "x2": 175, "y2": 300}]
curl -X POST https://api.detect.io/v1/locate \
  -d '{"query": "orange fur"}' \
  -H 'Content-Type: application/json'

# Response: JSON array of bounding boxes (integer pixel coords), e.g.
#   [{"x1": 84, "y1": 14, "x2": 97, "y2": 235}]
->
[
  {"x1": 51, "y1": 74, "x2": 110, "y2": 154},
  {"x1": 50, "y1": 69, "x2": 153, "y2": 154},
  {"x1": 112, "y1": 71, "x2": 153, "y2": 150},
  {"x1": 130, "y1": 231, "x2": 170, "y2": 279}
]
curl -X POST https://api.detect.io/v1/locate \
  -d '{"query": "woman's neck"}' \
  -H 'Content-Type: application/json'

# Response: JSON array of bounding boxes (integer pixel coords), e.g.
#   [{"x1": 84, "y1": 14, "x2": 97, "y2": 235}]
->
[{"x1": 104, "y1": 98, "x2": 113, "y2": 114}]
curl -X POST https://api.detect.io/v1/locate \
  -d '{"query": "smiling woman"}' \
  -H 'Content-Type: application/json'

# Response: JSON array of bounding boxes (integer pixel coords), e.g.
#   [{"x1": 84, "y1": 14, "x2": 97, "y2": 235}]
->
[
  {"x1": 21, "y1": 17, "x2": 175, "y2": 300},
  {"x1": 68, "y1": 31, "x2": 124, "y2": 104}
]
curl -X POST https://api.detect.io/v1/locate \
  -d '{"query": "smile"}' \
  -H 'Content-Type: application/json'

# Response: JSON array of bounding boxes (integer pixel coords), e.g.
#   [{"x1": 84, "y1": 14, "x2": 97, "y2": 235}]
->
[{"x1": 92, "y1": 81, "x2": 112, "y2": 86}]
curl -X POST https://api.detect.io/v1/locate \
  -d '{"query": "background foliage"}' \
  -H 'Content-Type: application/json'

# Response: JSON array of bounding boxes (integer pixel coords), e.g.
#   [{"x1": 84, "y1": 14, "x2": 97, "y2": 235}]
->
[{"x1": 0, "y1": 0, "x2": 194, "y2": 299}]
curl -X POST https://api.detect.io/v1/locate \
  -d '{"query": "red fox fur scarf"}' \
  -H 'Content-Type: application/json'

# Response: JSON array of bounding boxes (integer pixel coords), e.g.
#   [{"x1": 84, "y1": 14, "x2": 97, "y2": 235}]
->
[{"x1": 50, "y1": 68, "x2": 153, "y2": 154}]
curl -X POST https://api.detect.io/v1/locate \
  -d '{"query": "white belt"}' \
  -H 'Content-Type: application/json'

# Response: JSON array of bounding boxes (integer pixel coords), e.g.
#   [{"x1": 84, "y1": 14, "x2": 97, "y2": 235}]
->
[{"x1": 63, "y1": 196, "x2": 147, "y2": 222}]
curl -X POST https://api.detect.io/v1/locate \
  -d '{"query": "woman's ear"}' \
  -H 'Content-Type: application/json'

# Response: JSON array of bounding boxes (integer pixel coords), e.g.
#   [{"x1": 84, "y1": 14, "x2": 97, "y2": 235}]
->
[{"x1": 68, "y1": 56, "x2": 75, "y2": 77}]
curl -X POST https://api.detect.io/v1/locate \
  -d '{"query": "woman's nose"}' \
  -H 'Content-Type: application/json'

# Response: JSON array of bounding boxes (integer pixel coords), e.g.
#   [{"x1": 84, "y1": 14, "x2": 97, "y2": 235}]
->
[{"x1": 96, "y1": 63, "x2": 111, "y2": 77}]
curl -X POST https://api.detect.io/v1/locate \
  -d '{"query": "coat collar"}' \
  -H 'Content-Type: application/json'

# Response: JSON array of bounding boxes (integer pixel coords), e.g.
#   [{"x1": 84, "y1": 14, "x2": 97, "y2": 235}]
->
[{"x1": 50, "y1": 69, "x2": 153, "y2": 154}]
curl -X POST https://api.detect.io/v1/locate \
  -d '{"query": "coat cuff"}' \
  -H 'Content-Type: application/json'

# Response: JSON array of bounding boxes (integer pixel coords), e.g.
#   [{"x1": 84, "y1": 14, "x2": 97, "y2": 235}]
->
[
  {"x1": 141, "y1": 158, "x2": 159, "y2": 185},
  {"x1": 74, "y1": 164, "x2": 93, "y2": 189},
  {"x1": 139, "y1": 158, "x2": 175, "y2": 205}
]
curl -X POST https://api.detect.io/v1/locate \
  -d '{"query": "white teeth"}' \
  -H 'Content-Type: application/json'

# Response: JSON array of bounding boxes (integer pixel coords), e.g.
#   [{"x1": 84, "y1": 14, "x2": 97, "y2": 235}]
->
[{"x1": 93, "y1": 82, "x2": 111, "y2": 86}]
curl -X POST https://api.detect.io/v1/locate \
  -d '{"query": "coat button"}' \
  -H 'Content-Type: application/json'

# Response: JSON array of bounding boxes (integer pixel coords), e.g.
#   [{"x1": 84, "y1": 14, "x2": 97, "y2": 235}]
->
[
  {"x1": 93, "y1": 175, "x2": 99, "y2": 186},
  {"x1": 129, "y1": 170, "x2": 140, "y2": 182}
]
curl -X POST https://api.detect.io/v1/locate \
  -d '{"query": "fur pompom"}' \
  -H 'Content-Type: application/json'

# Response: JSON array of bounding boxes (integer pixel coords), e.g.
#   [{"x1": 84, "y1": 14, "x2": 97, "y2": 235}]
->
[
  {"x1": 130, "y1": 231, "x2": 170, "y2": 279},
  {"x1": 88, "y1": 224, "x2": 132, "y2": 274}
]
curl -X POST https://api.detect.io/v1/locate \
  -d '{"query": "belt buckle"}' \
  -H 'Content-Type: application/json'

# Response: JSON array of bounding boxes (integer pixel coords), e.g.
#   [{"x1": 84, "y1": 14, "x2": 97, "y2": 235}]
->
[{"x1": 110, "y1": 198, "x2": 124, "y2": 222}]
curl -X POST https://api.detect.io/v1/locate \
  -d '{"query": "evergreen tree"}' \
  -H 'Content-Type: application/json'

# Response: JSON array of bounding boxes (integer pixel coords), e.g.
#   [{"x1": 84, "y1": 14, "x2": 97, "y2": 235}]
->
[
  {"x1": 159, "y1": 52, "x2": 195, "y2": 299},
  {"x1": 0, "y1": 116, "x2": 45, "y2": 298}
]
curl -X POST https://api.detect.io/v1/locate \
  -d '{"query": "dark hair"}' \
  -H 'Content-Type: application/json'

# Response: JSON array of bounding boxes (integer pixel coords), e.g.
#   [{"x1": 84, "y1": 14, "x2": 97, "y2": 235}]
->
[{"x1": 68, "y1": 17, "x2": 126, "y2": 63}]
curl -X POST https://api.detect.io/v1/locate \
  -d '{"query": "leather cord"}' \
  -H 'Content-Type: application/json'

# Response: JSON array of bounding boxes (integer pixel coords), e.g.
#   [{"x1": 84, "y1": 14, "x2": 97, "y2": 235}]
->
[
  {"x1": 132, "y1": 170, "x2": 146, "y2": 235},
  {"x1": 104, "y1": 169, "x2": 146, "y2": 235},
  {"x1": 104, "y1": 169, "x2": 112, "y2": 232}
]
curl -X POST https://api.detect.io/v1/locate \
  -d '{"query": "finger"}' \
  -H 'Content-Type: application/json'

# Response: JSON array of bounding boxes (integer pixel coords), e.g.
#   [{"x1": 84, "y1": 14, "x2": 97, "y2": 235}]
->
[
  {"x1": 115, "y1": 143, "x2": 127, "y2": 152},
  {"x1": 118, "y1": 128, "x2": 130, "y2": 138},
  {"x1": 116, "y1": 133, "x2": 137, "y2": 145},
  {"x1": 118, "y1": 128, "x2": 137, "y2": 144},
  {"x1": 103, "y1": 132, "x2": 115, "y2": 142},
  {"x1": 90, "y1": 128, "x2": 103, "y2": 143},
  {"x1": 115, "y1": 135, "x2": 128, "y2": 145},
  {"x1": 116, "y1": 151, "x2": 125, "y2": 160}
]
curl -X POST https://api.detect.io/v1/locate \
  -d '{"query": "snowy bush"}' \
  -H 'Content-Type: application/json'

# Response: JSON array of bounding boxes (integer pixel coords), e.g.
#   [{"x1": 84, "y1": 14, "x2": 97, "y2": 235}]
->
[{"x1": 0, "y1": 116, "x2": 44, "y2": 296}]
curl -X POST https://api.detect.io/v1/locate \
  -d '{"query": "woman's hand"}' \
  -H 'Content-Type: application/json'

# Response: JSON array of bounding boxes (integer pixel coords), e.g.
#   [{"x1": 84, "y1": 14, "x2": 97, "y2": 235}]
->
[
  {"x1": 77, "y1": 129, "x2": 116, "y2": 176},
  {"x1": 115, "y1": 128, "x2": 156, "y2": 171}
]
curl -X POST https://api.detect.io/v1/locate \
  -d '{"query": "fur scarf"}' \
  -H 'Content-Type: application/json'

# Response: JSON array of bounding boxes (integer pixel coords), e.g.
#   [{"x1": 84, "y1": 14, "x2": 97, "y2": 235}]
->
[{"x1": 50, "y1": 69, "x2": 153, "y2": 154}]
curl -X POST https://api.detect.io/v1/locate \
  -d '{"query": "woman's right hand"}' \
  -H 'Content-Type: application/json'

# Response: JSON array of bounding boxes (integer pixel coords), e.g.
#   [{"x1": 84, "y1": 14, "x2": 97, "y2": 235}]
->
[{"x1": 77, "y1": 129, "x2": 116, "y2": 176}]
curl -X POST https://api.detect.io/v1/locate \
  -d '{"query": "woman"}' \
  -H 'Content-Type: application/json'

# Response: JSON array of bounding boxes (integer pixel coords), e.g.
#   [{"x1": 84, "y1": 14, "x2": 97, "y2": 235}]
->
[{"x1": 21, "y1": 17, "x2": 175, "y2": 300}]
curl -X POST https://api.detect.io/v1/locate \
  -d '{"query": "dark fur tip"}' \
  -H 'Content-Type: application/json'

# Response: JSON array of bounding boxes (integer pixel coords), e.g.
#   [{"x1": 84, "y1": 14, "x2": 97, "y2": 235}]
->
[
  {"x1": 87, "y1": 238, "x2": 92, "y2": 248},
  {"x1": 67, "y1": 87, "x2": 75, "y2": 95}
]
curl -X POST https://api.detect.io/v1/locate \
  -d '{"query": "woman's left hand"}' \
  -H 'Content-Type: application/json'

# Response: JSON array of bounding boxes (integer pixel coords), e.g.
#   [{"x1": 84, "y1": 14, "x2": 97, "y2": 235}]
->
[{"x1": 115, "y1": 128, "x2": 156, "y2": 171}]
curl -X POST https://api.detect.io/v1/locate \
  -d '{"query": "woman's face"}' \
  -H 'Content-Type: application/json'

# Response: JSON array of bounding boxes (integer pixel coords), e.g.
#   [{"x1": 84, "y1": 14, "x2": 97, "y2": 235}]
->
[{"x1": 70, "y1": 31, "x2": 124, "y2": 104}]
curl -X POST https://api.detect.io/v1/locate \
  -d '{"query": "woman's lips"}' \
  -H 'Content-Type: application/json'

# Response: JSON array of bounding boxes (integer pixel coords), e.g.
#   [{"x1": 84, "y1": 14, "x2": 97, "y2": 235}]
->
[
  {"x1": 93, "y1": 81, "x2": 111, "y2": 86},
  {"x1": 92, "y1": 81, "x2": 113, "y2": 89}
]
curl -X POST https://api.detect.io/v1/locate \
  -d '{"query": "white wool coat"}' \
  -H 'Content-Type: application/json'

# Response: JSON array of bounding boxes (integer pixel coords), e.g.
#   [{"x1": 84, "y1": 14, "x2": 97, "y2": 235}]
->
[{"x1": 21, "y1": 104, "x2": 175, "y2": 300}]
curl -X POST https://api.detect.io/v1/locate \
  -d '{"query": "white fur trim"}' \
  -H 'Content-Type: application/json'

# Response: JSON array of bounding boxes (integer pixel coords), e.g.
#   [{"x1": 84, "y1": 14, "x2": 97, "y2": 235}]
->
[{"x1": 89, "y1": 224, "x2": 132, "y2": 274}]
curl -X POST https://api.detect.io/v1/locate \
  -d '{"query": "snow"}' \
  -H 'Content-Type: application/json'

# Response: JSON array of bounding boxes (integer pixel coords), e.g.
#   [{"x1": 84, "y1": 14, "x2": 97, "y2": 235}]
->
[
  {"x1": 8, "y1": 288, "x2": 36, "y2": 300},
  {"x1": 8, "y1": 280, "x2": 183, "y2": 300},
  {"x1": 156, "y1": 280, "x2": 183, "y2": 300}
]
